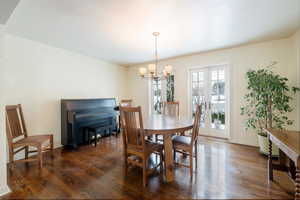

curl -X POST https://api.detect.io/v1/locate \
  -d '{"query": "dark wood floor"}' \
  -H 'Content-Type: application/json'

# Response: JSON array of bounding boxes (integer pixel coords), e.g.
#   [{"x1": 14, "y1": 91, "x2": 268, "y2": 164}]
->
[{"x1": 2, "y1": 135, "x2": 294, "y2": 199}]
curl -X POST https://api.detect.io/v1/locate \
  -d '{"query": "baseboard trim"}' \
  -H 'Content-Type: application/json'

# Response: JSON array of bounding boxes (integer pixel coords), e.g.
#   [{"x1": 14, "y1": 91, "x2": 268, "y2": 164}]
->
[{"x1": 0, "y1": 184, "x2": 10, "y2": 197}]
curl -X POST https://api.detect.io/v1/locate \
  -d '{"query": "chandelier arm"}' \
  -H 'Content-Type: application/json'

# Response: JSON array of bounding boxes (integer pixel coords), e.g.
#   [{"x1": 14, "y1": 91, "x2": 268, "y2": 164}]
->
[{"x1": 139, "y1": 32, "x2": 172, "y2": 81}]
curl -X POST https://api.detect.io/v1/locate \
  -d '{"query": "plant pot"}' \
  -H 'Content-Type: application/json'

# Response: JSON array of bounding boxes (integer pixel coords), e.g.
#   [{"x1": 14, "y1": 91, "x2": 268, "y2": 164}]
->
[{"x1": 257, "y1": 134, "x2": 279, "y2": 156}]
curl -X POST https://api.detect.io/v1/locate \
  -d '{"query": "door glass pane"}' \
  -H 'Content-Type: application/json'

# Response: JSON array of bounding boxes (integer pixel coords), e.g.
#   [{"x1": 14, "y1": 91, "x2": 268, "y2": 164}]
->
[
  {"x1": 192, "y1": 72, "x2": 198, "y2": 82},
  {"x1": 191, "y1": 71, "x2": 205, "y2": 127},
  {"x1": 210, "y1": 68, "x2": 225, "y2": 130}
]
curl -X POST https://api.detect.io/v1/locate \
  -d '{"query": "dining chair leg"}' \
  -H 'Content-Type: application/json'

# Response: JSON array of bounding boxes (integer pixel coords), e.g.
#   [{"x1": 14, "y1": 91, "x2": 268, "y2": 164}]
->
[
  {"x1": 173, "y1": 150, "x2": 176, "y2": 162},
  {"x1": 142, "y1": 158, "x2": 147, "y2": 187},
  {"x1": 9, "y1": 147, "x2": 14, "y2": 168},
  {"x1": 124, "y1": 154, "x2": 128, "y2": 176},
  {"x1": 50, "y1": 135, "x2": 54, "y2": 157},
  {"x1": 37, "y1": 145, "x2": 43, "y2": 168},
  {"x1": 25, "y1": 146, "x2": 29, "y2": 159},
  {"x1": 189, "y1": 150, "x2": 193, "y2": 178},
  {"x1": 159, "y1": 152, "x2": 164, "y2": 172},
  {"x1": 195, "y1": 142, "x2": 198, "y2": 169}
]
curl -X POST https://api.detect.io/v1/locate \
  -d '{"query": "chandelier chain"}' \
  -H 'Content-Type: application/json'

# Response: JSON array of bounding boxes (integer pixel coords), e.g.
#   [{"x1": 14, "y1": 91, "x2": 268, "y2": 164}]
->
[{"x1": 155, "y1": 34, "x2": 158, "y2": 75}]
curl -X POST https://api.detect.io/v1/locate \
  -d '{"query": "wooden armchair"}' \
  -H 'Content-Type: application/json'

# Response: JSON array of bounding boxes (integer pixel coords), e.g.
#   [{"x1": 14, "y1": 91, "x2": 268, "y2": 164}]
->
[
  {"x1": 162, "y1": 101, "x2": 179, "y2": 117},
  {"x1": 118, "y1": 99, "x2": 133, "y2": 133},
  {"x1": 172, "y1": 104, "x2": 201, "y2": 178},
  {"x1": 120, "y1": 99, "x2": 133, "y2": 107},
  {"x1": 156, "y1": 101, "x2": 180, "y2": 142},
  {"x1": 5, "y1": 104, "x2": 54, "y2": 168},
  {"x1": 120, "y1": 106, "x2": 163, "y2": 187}
]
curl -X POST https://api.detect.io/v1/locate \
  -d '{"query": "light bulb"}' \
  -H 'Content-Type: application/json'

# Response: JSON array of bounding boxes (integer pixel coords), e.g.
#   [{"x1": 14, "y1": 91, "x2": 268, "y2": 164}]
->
[
  {"x1": 139, "y1": 67, "x2": 147, "y2": 77},
  {"x1": 148, "y1": 64, "x2": 156, "y2": 74},
  {"x1": 164, "y1": 65, "x2": 173, "y2": 74}
]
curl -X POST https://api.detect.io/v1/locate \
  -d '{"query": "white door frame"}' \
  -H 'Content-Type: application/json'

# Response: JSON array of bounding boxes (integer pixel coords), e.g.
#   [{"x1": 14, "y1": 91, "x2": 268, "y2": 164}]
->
[{"x1": 187, "y1": 63, "x2": 231, "y2": 139}]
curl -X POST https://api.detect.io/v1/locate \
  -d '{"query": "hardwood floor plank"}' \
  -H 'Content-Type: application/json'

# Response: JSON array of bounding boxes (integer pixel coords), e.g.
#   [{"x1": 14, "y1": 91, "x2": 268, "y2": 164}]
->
[{"x1": 1, "y1": 136, "x2": 294, "y2": 199}]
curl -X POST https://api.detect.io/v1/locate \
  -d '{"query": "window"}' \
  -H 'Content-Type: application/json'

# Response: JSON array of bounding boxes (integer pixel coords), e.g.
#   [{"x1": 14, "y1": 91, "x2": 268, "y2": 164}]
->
[
  {"x1": 152, "y1": 79, "x2": 162, "y2": 114},
  {"x1": 150, "y1": 75, "x2": 175, "y2": 114}
]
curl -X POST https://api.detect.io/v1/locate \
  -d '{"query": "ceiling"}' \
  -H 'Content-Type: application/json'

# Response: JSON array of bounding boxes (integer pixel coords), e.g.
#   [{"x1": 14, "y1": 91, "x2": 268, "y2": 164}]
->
[
  {"x1": 5, "y1": 0, "x2": 300, "y2": 66},
  {"x1": 0, "y1": 0, "x2": 19, "y2": 24}
]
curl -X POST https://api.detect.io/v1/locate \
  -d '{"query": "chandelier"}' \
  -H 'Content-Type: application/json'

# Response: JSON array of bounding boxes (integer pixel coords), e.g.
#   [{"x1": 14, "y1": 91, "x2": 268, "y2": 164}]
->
[{"x1": 139, "y1": 32, "x2": 173, "y2": 80}]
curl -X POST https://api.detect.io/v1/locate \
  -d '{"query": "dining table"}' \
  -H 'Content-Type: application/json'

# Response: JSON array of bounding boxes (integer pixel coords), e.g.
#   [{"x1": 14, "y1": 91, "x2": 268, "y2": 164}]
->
[{"x1": 143, "y1": 114, "x2": 194, "y2": 182}]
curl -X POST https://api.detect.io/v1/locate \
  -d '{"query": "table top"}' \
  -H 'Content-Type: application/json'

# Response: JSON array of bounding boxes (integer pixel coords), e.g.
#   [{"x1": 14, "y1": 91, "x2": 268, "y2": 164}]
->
[
  {"x1": 265, "y1": 129, "x2": 300, "y2": 156},
  {"x1": 143, "y1": 114, "x2": 194, "y2": 134}
]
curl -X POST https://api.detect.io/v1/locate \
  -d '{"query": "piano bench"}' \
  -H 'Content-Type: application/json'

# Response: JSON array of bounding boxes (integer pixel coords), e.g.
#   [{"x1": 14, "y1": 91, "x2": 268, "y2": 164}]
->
[{"x1": 83, "y1": 126, "x2": 112, "y2": 147}]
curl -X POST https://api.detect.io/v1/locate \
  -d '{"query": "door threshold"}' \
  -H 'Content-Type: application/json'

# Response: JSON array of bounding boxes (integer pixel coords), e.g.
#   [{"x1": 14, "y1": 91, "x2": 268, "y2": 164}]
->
[{"x1": 198, "y1": 134, "x2": 229, "y2": 141}]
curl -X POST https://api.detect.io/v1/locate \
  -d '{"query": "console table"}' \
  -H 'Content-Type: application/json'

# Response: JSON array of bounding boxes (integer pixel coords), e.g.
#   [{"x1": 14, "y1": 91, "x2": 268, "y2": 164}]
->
[{"x1": 265, "y1": 129, "x2": 300, "y2": 200}]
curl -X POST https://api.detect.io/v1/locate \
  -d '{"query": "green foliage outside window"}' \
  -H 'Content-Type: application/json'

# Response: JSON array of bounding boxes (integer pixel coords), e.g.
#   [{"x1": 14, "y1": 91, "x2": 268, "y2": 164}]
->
[
  {"x1": 211, "y1": 112, "x2": 225, "y2": 124},
  {"x1": 167, "y1": 75, "x2": 175, "y2": 102}
]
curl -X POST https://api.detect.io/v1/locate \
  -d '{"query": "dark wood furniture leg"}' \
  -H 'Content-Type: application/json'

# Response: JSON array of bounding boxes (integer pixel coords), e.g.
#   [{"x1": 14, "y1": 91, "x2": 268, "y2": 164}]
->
[
  {"x1": 268, "y1": 138, "x2": 273, "y2": 181},
  {"x1": 118, "y1": 115, "x2": 121, "y2": 134},
  {"x1": 87, "y1": 127, "x2": 98, "y2": 147},
  {"x1": 71, "y1": 123, "x2": 78, "y2": 149},
  {"x1": 296, "y1": 165, "x2": 300, "y2": 200},
  {"x1": 94, "y1": 131, "x2": 97, "y2": 147},
  {"x1": 87, "y1": 128, "x2": 91, "y2": 144}
]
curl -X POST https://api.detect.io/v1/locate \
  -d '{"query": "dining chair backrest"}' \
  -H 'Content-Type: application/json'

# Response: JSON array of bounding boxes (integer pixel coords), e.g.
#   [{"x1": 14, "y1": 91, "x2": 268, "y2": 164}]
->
[
  {"x1": 191, "y1": 104, "x2": 202, "y2": 143},
  {"x1": 119, "y1": 106, "x2": 145, "y2": 150},
  {"x1": 162, "y1": 101, "x2": 179, "y2": 117},
  {"x1": 5, "y1": 104, "x2": 28, "y2": 143},
  {"x1": 120, "y1": 99, "x2": 133, "y2": 107}
]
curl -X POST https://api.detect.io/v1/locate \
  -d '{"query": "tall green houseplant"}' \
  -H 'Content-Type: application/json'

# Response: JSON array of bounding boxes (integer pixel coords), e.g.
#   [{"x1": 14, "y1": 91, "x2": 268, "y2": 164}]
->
[{"x1": 241, "y1": 63, "x2": 299, "y2": 154}]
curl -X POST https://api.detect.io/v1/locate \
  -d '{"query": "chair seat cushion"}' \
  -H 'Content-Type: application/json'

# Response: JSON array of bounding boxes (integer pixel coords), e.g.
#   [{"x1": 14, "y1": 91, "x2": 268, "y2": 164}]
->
[
  {"x1": 14, "y1": 135, "x2": 51, "y2": 146},
  {"x1": 172, "y1": 135, "x2": 191, "y2": 146}
]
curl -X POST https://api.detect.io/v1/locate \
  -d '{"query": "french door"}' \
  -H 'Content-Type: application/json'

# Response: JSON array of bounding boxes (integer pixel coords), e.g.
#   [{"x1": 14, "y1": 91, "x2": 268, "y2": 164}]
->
[{"x1": 190, "y1": 65, "x2": 229, "y2": 138}]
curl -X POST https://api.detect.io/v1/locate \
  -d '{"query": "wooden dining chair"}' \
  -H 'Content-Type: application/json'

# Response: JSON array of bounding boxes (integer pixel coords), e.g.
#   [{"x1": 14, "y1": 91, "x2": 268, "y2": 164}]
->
[
  {"x1": 118, "y1": 99, "x2": 133, "y2": 132},
  {"x1": 156, "y1": 101, "x2": 180, "y2": 142},
  {"x1": 120, "y1": 106, "x2": 164, "y2": 187},
  {"x1": 172, "y1": 104, "x2": 201, "y2": 178},
  {"x1": 120, "y1": 99, "x2": 133, "y2": 107},
  {"x1": 5, "y1": 104, "x2": 54, "y2": 168},
  {"x1": 162, "y1": 101, "x2": 179, "y2": 117}
]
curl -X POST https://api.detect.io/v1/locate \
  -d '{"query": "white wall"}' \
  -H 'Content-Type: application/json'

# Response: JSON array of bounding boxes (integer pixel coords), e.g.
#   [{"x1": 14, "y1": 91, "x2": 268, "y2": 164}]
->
[
  {"x1": 0, "y1": 25, "x2": 10, "y2": 196},
  {"x1": 1, "y1": 34, "x2": 128, "y2": 153},
  {"x1": 292, "y1": 30, "x2": 300, "y2": 123},
  {"x1": 128, "y1": 35, "x2": 300, "y2": 146}
]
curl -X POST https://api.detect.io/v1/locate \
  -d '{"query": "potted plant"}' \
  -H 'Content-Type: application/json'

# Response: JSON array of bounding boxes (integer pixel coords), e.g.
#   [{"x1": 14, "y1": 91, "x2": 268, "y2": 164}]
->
[{"x1": 241, "y1": 62, "x2": 300, "y2": 156}]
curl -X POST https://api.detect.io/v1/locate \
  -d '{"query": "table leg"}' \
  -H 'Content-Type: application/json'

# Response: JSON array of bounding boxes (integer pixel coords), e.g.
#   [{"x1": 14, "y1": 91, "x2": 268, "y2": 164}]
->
[
  {"x1": 164, "y1": 134, "x2": 174, "y2": 182},
  {"x1": 268, "y1": 138, "x2": 273, "y2": 181}
]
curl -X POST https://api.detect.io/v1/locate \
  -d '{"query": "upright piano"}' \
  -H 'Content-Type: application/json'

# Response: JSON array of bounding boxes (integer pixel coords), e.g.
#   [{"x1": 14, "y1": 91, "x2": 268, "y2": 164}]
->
[{"x1": 61, "y1": 98, "x2": 118, "y2": 149}]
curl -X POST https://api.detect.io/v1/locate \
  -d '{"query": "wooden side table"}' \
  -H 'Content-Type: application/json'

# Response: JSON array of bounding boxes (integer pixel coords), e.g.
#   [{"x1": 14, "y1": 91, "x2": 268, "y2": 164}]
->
[{"x1": 265, "y1": 129, "x2": 300, "y2": 200}]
